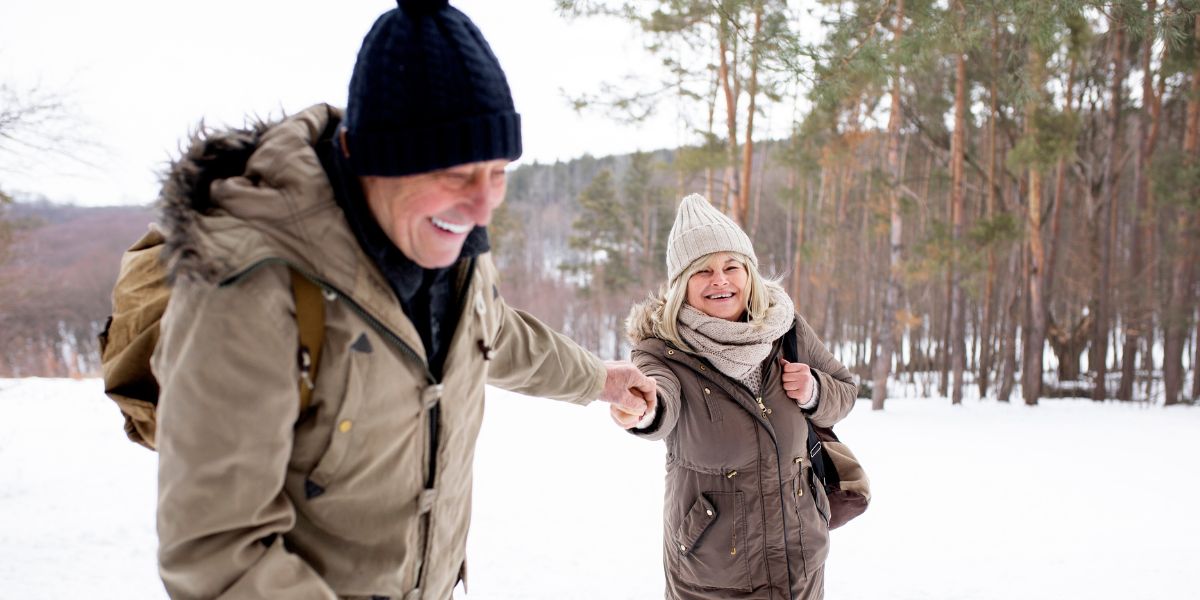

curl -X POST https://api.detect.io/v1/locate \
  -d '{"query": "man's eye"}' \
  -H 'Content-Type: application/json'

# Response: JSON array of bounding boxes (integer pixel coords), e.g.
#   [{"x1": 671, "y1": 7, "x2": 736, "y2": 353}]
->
[{"x1": 438, "y1": 172, "x2": 471, "y2": 187}]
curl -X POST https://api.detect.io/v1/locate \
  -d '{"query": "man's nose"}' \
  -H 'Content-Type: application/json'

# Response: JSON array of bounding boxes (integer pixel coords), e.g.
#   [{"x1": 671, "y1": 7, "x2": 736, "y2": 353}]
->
[{"x1": 463, "y1": 177, "x2": 500, "y2": 224}]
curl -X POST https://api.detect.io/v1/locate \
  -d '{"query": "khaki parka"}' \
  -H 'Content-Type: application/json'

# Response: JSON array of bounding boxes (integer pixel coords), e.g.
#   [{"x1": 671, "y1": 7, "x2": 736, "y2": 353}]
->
[
  {"x1": 151, "y1": 104, "x2": 606, "y2": 600},
  {"x1": 626, "y1": 297, "x2": 857, "y2": 600}
]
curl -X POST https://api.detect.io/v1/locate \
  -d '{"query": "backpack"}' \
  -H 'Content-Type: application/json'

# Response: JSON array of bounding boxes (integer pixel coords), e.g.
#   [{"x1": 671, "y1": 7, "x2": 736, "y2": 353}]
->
[
  {"x1": 782, "y1": 325, "x2": 871, "y2": 529},
  {"x1": 98, "y1": 226, "x2": 326, "y2": 450}
]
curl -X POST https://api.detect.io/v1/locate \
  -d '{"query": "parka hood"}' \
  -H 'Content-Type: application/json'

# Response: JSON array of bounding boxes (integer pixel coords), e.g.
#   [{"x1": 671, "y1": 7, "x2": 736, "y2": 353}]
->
[
  {"x1": 156, "y1": 104, "x2": 344, "y2": 284},
  {"x1": 625, "y1": 289, "x2": 667, "y2": 345},
  {"x1": 158, "y1": 119, "x2": 270, "y2": 283}
]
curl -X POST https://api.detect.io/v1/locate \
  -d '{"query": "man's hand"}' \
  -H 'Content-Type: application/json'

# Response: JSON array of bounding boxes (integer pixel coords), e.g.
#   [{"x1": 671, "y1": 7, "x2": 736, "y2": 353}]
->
[
  {"x1": 779, "y1": 358, "x2": 816, "y2": 408},
  {"x1": 600, "y1": 361, "x2": 657, "y2": 429}
]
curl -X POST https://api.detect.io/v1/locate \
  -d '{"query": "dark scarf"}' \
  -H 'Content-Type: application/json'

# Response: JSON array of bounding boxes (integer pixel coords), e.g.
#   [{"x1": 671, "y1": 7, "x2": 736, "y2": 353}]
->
[{"x1": 316, "y1": 124, "x2": 489, "y2": 379}]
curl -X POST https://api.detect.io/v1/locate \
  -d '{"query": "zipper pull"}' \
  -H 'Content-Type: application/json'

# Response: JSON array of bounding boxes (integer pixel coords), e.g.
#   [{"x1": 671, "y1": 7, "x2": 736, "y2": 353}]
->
[{"x1": 755, "y1": 396, "x2": 772, "y2": 419}]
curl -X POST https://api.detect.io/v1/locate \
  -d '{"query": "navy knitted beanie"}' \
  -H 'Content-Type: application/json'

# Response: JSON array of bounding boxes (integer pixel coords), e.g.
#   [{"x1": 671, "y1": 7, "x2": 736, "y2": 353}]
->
[{"x1": 344, "y1": 0, "x2": 522, "y2": 176}]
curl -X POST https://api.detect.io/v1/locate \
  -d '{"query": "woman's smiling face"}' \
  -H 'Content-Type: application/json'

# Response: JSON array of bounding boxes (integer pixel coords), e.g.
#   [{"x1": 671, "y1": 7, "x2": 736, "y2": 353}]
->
[{"x1": 685, "y1": 252, "x2": 749, "y2": 321}]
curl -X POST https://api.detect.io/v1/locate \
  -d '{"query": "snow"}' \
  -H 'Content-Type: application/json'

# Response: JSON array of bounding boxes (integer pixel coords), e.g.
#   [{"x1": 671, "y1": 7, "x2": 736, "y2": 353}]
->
[{"x1": 1, "y1": 377, "x2": 1197, "y2": 599}]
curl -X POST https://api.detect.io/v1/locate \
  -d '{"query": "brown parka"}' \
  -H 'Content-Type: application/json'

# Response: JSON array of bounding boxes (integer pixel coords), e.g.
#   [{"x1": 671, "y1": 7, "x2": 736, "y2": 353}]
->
[
  {"x1": 626, "y1": 296, "x2": 857, "y2": 600},
  {"x1": 150, "y1": 105, "x2": 607, "y2": 600}
]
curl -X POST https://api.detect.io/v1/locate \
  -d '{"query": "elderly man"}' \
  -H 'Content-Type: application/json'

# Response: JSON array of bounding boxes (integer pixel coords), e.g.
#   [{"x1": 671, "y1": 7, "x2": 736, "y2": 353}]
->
[{"x1": 150, "y1": 1, "x2": 654, "y2": 598}]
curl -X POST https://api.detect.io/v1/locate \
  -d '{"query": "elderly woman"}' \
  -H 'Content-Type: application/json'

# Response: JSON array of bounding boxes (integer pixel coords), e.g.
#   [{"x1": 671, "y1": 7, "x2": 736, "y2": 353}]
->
[{"x1": 620, "y1": 194, "x2": 857, "y2": 600}]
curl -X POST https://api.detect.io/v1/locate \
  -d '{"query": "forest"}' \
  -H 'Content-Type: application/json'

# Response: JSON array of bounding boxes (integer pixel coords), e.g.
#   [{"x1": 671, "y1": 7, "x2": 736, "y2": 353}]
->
[
  {"x1": 1, "y1": 0, "x2": 1198, "y2": 408},
  {"x1": 513, "y1": 0, "x2": 1200, "y2": 407}
]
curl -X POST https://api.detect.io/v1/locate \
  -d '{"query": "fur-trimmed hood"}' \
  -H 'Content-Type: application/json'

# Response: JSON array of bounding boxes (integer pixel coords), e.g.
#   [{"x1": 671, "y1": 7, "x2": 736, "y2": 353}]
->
[
  {"x1": 625, "y1": 289, "x2": 667, "y2": 346},
  {"x1": 158, "y1": 118, "x2": 270, "y2": 283},
  {"x1": 156, "y1": 104, "x2": 345, "y2": 284}
]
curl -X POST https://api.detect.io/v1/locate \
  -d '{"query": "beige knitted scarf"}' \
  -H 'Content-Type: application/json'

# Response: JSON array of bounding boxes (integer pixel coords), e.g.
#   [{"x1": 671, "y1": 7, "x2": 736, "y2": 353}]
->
[{"x1": 677, "y1": 286, "x2": 795, "y2": 394}]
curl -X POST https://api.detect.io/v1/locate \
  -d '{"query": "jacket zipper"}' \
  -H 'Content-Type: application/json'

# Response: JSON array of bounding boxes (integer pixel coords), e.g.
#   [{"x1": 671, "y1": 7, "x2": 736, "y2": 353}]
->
[
  {"x1": 755, "y1": 396, "x2": 773, "y2": 420},
  {"x1": 686, "y1": 352, "x2": 795, "y2": 597},
  {"x1": 222, "y1": 258, "x2": 446, "y2": 484}
]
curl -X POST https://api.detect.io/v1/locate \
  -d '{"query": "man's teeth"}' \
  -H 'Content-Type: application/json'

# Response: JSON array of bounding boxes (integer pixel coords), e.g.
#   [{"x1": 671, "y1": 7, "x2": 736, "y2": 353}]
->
[
  {"x1": 431, "y1": 217, "x2": 472, "y2": 234},
  {"x1": 708, "y1": 293, "x2": 733, "y2": 299}
]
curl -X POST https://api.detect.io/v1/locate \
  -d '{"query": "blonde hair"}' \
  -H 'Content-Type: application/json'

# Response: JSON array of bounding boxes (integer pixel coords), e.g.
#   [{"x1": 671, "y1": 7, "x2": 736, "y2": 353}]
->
[{"x1": 655, "y1": 252, "x2": 779, "y2": 352}]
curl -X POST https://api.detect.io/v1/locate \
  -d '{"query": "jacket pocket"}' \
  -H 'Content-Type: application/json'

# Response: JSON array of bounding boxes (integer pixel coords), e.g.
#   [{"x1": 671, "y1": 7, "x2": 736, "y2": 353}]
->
[
  {"x1": 672, "y1": 492, "x2": 752, "y2": 592},
  {"x1": 806, "y1": 466, "x2": 831, "y2": 525},
  {"x1": 305, "y1": 345, "x2": 370, "y2": 494},
  {"x1": 800, "y1": 464, "x2": 831, "y2": 576}
]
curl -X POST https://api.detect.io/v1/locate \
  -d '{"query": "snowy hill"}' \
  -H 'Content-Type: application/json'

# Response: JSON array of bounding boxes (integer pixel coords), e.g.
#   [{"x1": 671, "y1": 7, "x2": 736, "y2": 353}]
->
[{"x1": 1, "y1": 378, "x2": 1196, "y2": 599}]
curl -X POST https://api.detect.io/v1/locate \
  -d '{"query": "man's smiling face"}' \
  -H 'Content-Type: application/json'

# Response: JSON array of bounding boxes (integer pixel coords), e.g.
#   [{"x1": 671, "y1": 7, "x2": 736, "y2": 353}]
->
[{"x1": 362, "y1": 158, "x2": 509, "y2": 268}]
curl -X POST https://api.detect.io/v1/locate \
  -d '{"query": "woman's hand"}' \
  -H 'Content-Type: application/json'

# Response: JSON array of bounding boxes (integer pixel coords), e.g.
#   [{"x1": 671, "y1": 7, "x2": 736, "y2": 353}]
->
[{"x1": 779, "y1": 357, "x2": 818, "y2": 409}]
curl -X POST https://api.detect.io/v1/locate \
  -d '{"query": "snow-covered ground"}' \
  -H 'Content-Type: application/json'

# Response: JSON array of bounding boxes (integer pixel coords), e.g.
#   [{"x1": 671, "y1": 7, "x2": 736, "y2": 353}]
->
[{"x1": 1, "y1": 377, "x2": 1197, "y2": 599}]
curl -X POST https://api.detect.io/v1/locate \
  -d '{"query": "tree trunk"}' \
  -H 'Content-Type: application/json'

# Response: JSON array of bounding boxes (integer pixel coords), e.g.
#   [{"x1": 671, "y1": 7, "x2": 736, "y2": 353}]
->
[
  {"x1": 1093, "y1": 13, "x2": 1127, "y2": 401},
  {"x1": 717, "y1": 13, "x2": 740, "y2": 218},
  {"x1": 978, "y1": 10, "x2": 1001, "y2": 400},
  {"x1": 705, "y1": 61, "x2": 718, "y2": 202},
  {"x1": 998, "y1": 245, "x2": 1023, "y2": 403},
  {"x1": 1024, "y1": 46, "x2": 1047, "y2": 407},
  {"x1": 790, "y1": 170, "x2": 807, "y2": 305},
  {"x1": 737, "y1": 2, "x2": 764, "y2": 228},
  {"x1": 1048, "y1": 313, "x2": 1093, "y2": 382},
  {"x1": 872, "y1": 0, "x2": 905, "y2": 411},
  {"x1": 1193, "y1": 312, "x2": 1200, "y2": 400},
  {"x1": 940, "y1": 269, "x2": 952, "y2": 397},
  {"x1": 1120, "y1": 0, "x2": 1161, "y2": 401},
  {"x1": 950, "y1": 17, "x2": 968, "y2": 404},
  {"x1": 1164, "y1": 15, "x2": 1200, "y2": 406}
]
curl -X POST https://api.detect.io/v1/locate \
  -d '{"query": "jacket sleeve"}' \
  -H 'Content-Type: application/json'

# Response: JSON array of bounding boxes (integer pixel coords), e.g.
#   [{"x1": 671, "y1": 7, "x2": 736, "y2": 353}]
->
[
  {"x1": 152, "y1": 266, "x2": 336, "y2": 600},
  {"x1": 796, "y1": 314, "x2": 858, "y2": 427},
  {"x1": 486, "y1": 294, "x2": 607, "y2": 405},
  {"x1": 627, "y1": 348, "x2": 681, "y2": 442}
]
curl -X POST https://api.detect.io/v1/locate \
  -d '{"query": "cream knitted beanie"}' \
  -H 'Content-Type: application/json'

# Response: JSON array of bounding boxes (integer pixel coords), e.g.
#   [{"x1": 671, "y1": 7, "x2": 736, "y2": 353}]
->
[{"x1": 666, "y1": 193, "x2": 757, "y2": 283}]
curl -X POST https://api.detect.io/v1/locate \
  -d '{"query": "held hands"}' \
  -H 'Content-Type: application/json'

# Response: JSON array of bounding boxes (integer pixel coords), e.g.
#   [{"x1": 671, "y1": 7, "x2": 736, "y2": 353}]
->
[
  {"x1": 599, "y1": 361, "x2": 657, "y2": 429},
  {"x1": 778, "y1": 357, "x2": 817, "y2": 409}
]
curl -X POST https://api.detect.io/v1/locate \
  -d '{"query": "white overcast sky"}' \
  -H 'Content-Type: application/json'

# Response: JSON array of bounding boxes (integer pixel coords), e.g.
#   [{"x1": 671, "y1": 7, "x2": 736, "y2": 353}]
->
[{"x1": 3, "y1": 0, "x2": 809, "y2": 207}]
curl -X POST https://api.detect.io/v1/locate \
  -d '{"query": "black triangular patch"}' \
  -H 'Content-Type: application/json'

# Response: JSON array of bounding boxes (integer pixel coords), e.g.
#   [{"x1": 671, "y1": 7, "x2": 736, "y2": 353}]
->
[
  {"x1": 351, "y1": 333, "x2": 373, "y2": 354},
  {"x1": 305, "y1": 479, "x2": 326, "y2": 499}
]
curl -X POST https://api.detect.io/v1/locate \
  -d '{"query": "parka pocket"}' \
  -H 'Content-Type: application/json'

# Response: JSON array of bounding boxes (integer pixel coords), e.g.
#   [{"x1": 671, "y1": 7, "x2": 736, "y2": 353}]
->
[
  {"x1": 806, "y1": 466, "x2": 831, "y2": 525},
  {"x1": 672, "y1": 492, "x2": 752, "y2": 592},
  {"x1": 791, "y1": 460, "x2": 831, "y2": 577},
  {"x1": 305, "y1": 344, "x2": 370, "y2": 496}
]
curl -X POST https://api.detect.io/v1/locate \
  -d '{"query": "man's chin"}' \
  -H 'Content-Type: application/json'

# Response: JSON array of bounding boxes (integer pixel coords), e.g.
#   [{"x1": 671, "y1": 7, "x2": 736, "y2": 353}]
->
[{"x1": 411, "y1": 248, "x2": 465, "y2": 269}]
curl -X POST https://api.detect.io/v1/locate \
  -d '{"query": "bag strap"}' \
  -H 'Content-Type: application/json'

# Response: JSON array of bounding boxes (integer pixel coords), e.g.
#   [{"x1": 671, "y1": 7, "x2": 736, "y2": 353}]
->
[
  {"x1": 290, "y1": 269, "x2": 326, "y2": 415},
  {"x1": 782, "y1": 322, "x2": 838, "y2": 487}
]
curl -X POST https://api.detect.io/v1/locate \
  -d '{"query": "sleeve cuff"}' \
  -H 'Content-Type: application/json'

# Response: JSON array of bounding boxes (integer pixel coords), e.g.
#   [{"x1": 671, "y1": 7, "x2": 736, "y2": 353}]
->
[
  {"x1": 798, "y1": 378, "x2": 820, "y2": 411},
  {"x1": 635, "y1": 406, "x2": 658, "y2": 429}
]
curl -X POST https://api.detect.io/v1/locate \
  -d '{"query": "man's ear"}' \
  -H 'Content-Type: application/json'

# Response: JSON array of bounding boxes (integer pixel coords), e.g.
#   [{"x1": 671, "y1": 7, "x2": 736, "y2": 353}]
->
[{"x1": 339, "y1": 127, "x2": 351, "y2": 158}]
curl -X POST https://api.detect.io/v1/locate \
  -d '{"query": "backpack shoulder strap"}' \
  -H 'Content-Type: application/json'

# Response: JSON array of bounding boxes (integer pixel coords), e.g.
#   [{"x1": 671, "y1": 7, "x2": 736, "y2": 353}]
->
[
  {"x1": 781, "y1": 319, "x2": 799, "y2": 364},
  {"x1": 290, "y1": 269, "x2": 326, "y2": 415},
  {"x1": 783, "y1": 317, "x2": 839, "y2": 486}
]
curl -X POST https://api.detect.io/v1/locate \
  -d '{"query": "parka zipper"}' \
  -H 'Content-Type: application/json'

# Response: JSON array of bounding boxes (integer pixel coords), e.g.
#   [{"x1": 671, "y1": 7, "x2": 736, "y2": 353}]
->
[
  {"x1": 755, "y1": 396, "x2": 773, "y2": 420},
  {"x1": 225, "y1": 256, "x2": 482, "y2": 590},
  {"x1": 674, "y1": 351, "x2": 796, "y2": 597},
  {"x1": 222, "y1": 258, "x2": 448, "y2": 486}
]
